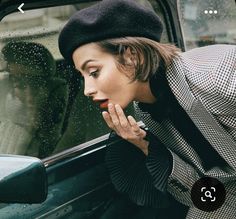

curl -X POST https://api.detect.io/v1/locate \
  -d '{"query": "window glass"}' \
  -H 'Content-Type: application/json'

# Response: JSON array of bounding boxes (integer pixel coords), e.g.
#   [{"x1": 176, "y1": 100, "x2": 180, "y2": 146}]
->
[
  {"x1": 136, "y1": 0, "x2": 170, "y2": 43},
  {"x1": 0, "y1": 0, "x2": 169, "y2": 158},
  {"x1": 179, "y1": 0, "x2": 236, "y2": 50}
]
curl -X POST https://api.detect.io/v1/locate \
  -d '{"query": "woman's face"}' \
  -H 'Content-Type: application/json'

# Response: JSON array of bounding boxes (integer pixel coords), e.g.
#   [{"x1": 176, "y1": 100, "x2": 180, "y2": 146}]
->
[{"x1": 72, "y1": 43, "x2": 138, "y2": 109}]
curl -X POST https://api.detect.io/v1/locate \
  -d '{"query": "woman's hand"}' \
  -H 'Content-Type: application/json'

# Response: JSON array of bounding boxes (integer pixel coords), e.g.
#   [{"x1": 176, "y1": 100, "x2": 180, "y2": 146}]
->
[{"x1": 102, "y1": 103, "x2": 149, "y2": 155}]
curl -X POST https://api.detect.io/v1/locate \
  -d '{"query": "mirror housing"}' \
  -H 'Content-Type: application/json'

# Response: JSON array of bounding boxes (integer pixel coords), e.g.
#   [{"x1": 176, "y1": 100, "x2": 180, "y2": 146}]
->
[{"x1": 0, "y1": 155, "x2": 47, "y2": 203}]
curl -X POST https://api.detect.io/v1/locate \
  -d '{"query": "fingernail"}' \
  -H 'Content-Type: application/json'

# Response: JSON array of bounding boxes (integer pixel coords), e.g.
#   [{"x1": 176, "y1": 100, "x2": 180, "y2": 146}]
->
[{"x1": 102, "y1": 111, "x2": 106, "y2": 117}]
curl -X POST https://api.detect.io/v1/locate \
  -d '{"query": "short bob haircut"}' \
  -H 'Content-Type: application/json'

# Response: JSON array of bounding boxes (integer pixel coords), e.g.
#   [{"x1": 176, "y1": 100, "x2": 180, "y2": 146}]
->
[{"x1": 96, "y1": 37, "x2": 180, "y2": 82}]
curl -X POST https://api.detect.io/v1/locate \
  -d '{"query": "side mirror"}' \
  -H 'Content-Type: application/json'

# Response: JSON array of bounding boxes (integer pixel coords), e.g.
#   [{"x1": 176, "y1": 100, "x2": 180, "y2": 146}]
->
[{"x1": 0, "y1": 155, "x2": 47, "y2": 203}]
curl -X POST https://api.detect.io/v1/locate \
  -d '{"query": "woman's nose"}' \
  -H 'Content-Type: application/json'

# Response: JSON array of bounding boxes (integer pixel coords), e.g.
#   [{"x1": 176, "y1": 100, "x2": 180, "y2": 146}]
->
[
  {"x1": 84, "y1": 89, "x2": 97, "y2": 97},
  {"x1": 84, "y1": 82, "x2": 97, "y2": 97}
]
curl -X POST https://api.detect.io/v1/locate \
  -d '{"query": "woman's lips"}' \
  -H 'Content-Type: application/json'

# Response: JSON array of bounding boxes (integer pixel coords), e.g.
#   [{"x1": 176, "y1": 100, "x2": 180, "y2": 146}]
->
[{"x1": 99, "y1": 99, "x2": 109, "y2": 109}]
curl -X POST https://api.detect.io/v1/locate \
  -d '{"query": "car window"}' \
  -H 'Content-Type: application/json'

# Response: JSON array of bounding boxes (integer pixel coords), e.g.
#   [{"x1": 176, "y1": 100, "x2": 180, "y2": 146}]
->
[
  {"x1": 0, "y1": 0, "x2": 171, "y2": 159},
  {"x1": 179, "y1": 0, "x2": 236, "y2": 50}
]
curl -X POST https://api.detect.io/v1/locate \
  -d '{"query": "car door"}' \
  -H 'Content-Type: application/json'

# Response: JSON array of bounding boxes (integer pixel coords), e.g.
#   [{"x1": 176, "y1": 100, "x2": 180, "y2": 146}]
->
[{"x1": 0, "y1": 0, "x2": 234, "y2": 218}]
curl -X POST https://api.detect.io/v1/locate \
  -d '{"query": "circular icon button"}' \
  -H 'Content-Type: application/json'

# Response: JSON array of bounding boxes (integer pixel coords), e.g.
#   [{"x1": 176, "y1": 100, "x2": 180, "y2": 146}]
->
[{"x1": 191, "y1": 177, "x2": 226, "y2": 212}]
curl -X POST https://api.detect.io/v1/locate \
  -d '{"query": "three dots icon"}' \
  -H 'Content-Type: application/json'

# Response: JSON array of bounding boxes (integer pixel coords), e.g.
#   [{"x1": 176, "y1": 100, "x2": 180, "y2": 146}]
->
[{"x1": 204, "y1": 10, "x2": 218, "y2": 14}]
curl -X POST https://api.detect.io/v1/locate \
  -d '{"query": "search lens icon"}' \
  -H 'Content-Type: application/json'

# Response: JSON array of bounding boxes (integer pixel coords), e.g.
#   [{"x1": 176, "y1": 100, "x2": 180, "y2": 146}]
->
[
  {"x1": 191, "y1": 177, "x2": 226, "y2": 212},
  {"x1": 205, "y1": 190, "x2": 212, "y2": 199}
]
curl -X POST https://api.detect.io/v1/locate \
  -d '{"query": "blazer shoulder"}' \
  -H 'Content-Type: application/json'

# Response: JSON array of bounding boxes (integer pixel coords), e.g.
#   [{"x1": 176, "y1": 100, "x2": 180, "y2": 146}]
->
[
  {"x1": 168, "y1": 45, "x2": 236, "y2": 111},
  {"x1": 182, "y1": 44, "x2": 236, "y2": 60}
]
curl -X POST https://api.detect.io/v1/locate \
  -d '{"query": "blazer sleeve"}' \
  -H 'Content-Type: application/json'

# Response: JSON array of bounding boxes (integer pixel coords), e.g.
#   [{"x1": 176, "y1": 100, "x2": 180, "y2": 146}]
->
[{"x1": 166, "y1": 149, "x2": 236, "y2": 208}]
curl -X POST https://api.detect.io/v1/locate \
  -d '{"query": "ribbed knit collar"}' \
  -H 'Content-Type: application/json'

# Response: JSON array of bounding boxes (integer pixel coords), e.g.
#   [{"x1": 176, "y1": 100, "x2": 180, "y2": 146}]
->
[{"x1": 137, "y1": 60, "x2": 176, "y2": 122}]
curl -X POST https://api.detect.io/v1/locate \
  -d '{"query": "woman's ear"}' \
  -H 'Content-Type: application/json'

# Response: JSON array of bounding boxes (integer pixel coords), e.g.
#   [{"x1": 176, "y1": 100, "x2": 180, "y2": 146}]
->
[{"x1": 123, "y1": 47, "x2": 137, "y2": 66}]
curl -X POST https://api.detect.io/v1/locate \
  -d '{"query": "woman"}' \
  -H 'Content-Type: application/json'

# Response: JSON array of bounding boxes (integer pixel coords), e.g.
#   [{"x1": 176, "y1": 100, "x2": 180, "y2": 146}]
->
[{"x1": 58, "y1": 0, "x2": 236, "y2": 218}]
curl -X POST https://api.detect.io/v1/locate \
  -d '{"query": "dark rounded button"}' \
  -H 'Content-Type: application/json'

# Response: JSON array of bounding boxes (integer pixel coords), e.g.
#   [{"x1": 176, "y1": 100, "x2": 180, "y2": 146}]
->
[{"x1": 191, "y1": 177, "x2": 226, "y2": 212}]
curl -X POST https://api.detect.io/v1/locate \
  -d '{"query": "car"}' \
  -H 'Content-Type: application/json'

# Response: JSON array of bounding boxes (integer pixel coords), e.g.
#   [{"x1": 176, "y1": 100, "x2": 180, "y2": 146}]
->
[{"x1": 0, "y1": 0, "x2": 235, "y2": 218}]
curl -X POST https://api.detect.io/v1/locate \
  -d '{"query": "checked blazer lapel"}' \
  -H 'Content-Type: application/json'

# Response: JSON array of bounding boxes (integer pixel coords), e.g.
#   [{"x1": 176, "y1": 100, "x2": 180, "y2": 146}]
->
[{"x1": 166, "y1": 57, "x2": 236, "y2": 171}]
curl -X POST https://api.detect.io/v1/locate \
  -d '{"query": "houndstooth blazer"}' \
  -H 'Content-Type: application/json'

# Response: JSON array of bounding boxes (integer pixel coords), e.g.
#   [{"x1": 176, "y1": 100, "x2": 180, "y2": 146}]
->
[{"x1": 134, "y1": 44, "x2": 236, "y2": 219}]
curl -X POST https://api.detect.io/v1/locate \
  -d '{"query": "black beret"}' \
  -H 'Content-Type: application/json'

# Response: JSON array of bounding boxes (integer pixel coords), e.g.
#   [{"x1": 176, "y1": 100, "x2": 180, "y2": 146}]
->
[{"x1": 58, "y1": 0, "x2": 163, "y2": 61}]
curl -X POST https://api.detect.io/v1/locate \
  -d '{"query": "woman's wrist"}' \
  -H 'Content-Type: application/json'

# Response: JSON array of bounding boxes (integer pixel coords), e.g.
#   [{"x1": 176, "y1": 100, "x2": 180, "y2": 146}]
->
[
  {"x1": 130, "y1": 138, "x2": 149, "y2": 156},
  {"x1": 140, "y1": 139, "x2": 149, "y2": 156}
]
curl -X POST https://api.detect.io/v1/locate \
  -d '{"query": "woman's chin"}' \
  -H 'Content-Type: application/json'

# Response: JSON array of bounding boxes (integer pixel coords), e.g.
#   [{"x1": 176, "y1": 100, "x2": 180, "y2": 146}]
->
[{"x1": 118, "y1": 102, "x2": 129, "y2": 110}]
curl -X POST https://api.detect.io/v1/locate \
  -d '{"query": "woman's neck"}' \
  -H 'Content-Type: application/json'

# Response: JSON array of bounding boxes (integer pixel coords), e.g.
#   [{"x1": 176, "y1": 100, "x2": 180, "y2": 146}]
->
[{"x1": 134, "y1": 81, "x2": 156, "y2": 104}]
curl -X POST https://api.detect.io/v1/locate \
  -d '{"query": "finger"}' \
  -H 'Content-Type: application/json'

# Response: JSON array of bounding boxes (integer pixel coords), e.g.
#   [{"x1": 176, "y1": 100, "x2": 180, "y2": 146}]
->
[
  {"x1": 127, "y1": 115, "x2": 140, "y2": 133},
  {"x1": 102, "y1": 111, "x2": 120, "y2": 135},
  {"x1": 127, "y1": 115, "x2": 147, "y2": 138},
  {"x1": 115, "y1": 104, "x2": 129, "y2": 129},
  {"x1": 108, "y1": 103, "x2": 120, "y2": 127},
  {"x1": 139, "y1": 128, "x2": 147, "y2": 139},
  {"x1": 102, "y1": 111, "x2": 116, "y2": 130}
]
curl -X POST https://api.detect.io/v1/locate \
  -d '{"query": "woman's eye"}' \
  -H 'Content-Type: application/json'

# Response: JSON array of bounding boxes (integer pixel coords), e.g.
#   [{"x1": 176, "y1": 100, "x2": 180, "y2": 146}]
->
[{"x1": 89, "y1": 70, "x2": 99, "y2": 77}]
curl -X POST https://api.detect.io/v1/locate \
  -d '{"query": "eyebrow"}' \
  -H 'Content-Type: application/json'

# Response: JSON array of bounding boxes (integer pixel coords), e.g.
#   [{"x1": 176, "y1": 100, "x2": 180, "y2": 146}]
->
[{"x1": 80, "y1": 59, "x2": 96, "y2": 71}]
